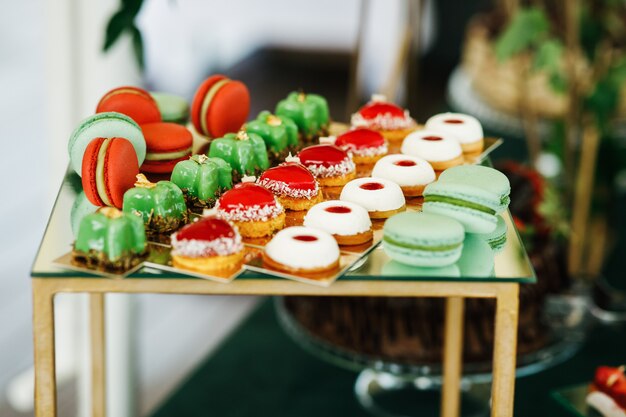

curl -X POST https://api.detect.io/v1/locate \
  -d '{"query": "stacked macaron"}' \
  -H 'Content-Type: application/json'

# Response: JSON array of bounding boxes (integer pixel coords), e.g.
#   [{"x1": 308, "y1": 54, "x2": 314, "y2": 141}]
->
[
  {"x1": 381, "y1": 165, "x2": 511, "y2": 270},
  {"x1": 422, "y1": 165, "x2": 511, "y2": 234}
]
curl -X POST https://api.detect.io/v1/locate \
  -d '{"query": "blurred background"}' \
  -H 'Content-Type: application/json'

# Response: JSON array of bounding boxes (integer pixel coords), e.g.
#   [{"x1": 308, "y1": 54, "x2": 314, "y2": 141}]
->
[{"x1": 2, "y1": 0, "x2": 626, "y2": 416}]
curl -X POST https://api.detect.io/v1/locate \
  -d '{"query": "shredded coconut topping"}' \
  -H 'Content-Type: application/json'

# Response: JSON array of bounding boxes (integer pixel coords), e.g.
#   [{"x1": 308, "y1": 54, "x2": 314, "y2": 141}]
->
[
  {"x1": 304, "y1": 157, "x2": 356, "y2": 178},
  {"x1": 284, "y1": 153, "x2": 300, "y2": 163},
  {"x1": 341, "y1": 143, "x2": 388, "y2": 157},
  {"x1": 257, "y1": 177, "x2": 320, "y2": 199},
  {"x1": 171, "y1": 234, "x2": 243, "y2": 258},
  {"x1": 351, "y1": 111, "x2": 415, "y2": 131},
  {"x1": 215, "y1": 201, "x2": 284, "y2": 222}
]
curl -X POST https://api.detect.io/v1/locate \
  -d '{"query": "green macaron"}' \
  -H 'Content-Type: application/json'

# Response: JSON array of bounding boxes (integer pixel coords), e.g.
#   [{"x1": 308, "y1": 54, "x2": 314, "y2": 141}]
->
[
  {"x1": 68, "y1": 112, "x2": 146, "y2": 176},
  {"x1": 382, "y1": 212, "x2": 465, "y2": 267},
  {"x1": 151, "y1": 92, "x2": 190, "y2": 124},
  {"x1": 478, "y1": 215, "x2": 508, "y2": 252},
  {"x1": 438, "y1": 165, "x2": 511, "y2": 213},
  {"x1": 422, "y1": 165, "x2": 510, "y2": 234},
  {"x1": 456, "y1": 234, "x2": 495, "y2": 277}
]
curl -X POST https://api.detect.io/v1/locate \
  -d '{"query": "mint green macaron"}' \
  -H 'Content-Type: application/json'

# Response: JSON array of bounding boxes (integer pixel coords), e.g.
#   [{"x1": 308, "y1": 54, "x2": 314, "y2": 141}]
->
[
  {"x1": 68, "y1": 112, "x2": 146, "y2": 176},
  {"x1": 438, "y1": 165, "x2": 511, "y2": 213},
  {"x1": 478, "y1": 214, "x2": 508, "y2": 252},
  {"x1": 422, "y1": 165, "x2": 510, "y2": 234},
  {"x1": 382, "y1": 212, "x2": 464, "y2": 267},
  {"x1": 151, "y1": 92, "x2": 190, "y2": 124}
]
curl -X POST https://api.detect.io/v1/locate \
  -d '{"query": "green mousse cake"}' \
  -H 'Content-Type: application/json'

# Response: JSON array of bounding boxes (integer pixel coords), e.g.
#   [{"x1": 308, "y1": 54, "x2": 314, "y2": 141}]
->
[
  {"x1": 275, "y1": 91, "x2": 330, "y2": 142},
  {"x1": 73, "y1": 207, "x2": 146, "y2": 271},
  {"x1": 208, "y1": 130, "x2": 270, "y2": 180},
  {"x1": 382, "y1": 212, "x2": 464, "y2": 267},
  {"x1": 244, "y1": 111, "x2": 299, "y2": 163},
  {"x1": 123, "y1": 174, "x2": 188, "y2": 234},
  {"x1": 170, "y1": 154, "x2": 233, "y2": 209}
]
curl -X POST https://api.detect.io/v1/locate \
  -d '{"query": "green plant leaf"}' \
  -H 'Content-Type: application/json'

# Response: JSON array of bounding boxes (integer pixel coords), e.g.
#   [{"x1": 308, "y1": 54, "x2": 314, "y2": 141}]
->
[
  {"x1": 103, "y1": 9, "x2": 133, "y2": 51},
  {"x1": 131, "y1": 25, "x2": 145, "y2": 71},
  {"x1": 533, "y1": 39, "x2": 563, "y2": 72},
  {"x1": 122, "y1": 0, "x2": 144, "y2": 15},
  {"x1": 495, "y1": 7, "x2": 550, "y2": 61}
]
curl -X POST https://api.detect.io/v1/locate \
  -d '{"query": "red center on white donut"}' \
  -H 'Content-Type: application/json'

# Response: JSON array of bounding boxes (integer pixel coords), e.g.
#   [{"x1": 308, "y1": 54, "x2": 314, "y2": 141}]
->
[
  {"x1": 422, "y1": 136, "x2": 443, "y2": 141},
  {"x1": 393, "y1": 160, "x2": 417, "y2": 167},
  {"x1": 359, "y1": 182, "x2": 385, "y2": 190},
  {"x1": 444, "y1": 119, "x2": 464, "y2": 124},
  {"x1": 292, "y1": 235, "x2": 318, "y2": 242},
  {"x1": 324, "y1": 205, "x2": 352, "y2": 214}
]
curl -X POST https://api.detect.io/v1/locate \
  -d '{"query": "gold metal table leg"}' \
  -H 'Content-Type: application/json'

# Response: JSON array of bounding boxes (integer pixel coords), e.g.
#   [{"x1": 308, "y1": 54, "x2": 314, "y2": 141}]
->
[
  {"x1": 490, "y1": 284, "x2": 520, "y2": 417},
  {"x1": 32, "y1": 279, "x2": 57, "y2": 417},
  {"x1": 441, "y1": 297, "x2": 465, "y2": 417},
  {"x1": 90, "y1": 293, "x2": 106, "y2": 417}
]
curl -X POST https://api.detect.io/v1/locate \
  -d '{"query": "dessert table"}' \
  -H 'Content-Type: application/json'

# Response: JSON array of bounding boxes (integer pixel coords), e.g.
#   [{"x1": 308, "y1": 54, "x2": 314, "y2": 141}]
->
[{"x1": 31, "y1": 170, "x2": 535, "y2": 417}]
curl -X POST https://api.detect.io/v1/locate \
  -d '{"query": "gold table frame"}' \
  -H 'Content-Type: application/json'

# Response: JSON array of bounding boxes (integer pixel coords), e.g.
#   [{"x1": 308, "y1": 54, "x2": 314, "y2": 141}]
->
[{"x1": 32, "y1": 276, "x2": 519, "y2": 417}]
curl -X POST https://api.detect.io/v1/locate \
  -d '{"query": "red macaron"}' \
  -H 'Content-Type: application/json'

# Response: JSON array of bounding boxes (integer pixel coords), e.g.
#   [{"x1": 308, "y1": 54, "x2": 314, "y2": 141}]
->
[
  {"x1": 191, "y1": 75, "x2": 250, "y2": 138},
  {"x1": 82, "y1": 137, "x2": 140, "y2": 208},
  {"x1": 140, "y1": 122, "x2": 193, "y2": 174},
  {"x1": 96, "y1": 86, "x2": 161, "y2": 125}
]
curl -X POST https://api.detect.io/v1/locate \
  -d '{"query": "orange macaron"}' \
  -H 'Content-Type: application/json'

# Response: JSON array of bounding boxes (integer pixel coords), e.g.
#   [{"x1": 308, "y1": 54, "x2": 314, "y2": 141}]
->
[
  {"x1": 96, "y1": 86, "x2": 161, "y2": 125},
  {"x1": 140, "y1": 122, "x2": 193, "y2": 174},
  {"x1": 82, "y1": 137, "x2": 139, "y2": 208},
  {"x1": 191, "y1": 75, "x2": 250, "y2": 138}
]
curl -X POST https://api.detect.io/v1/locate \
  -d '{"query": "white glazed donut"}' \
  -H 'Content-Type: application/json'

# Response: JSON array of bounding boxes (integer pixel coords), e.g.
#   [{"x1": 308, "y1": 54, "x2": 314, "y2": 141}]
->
[
  {"x1": 304, "y1": 200, "x2": 372, "y2": 237},
  {"x1": 425, "y1": 113, "x2": 483, "y2": 146},
  {"x1": 371, "y1": 154, "x2": 435, "y2": 187},
  {"x1": 264, "y1": 226, "x2": 340, "y2": 270},
  {"x1": 340, "y1": 177, "x2": 405, "y2": 213},
  {"x1": 401, "y1": 130, "x2": 463, "y2": 170}
]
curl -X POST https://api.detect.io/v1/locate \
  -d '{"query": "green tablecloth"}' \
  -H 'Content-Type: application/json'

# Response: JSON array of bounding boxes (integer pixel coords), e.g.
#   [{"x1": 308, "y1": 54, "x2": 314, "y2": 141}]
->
[{"x1": 151, "y1": 299, "x2": 626, "y2": 417}]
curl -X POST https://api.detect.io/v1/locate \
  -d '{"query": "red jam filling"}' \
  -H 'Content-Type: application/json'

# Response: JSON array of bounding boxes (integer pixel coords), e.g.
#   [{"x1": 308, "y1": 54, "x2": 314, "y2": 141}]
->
[
  {"x1": 293, "y1": 235, "x2": 318, "y2": 242},
  {"x1": 444, "y1": 119, "x2": 464, "y2": 124},
  {"x1": 422, "y1": 136, "x2": 443, "y2": 141},
  {"x1": 258, "y1": 163, "x2": 316, "y2": 190},
  {"x1": 335, "y1": 128, "x2": 385, "y2": 149},
  {"x1": 359, "y1": 102, "x2": 405, "y2": 119},
  {"x1": 325, "y1": 205, "x2": 352, "y2": 214},
  {"x1": 298, "y1": 144, "x2": 349, "y2": 167},
  {"x1": 394, "y1": 160, "x2": 417, "y2": 167},
  {"x1": 218, "y1": 183, "x2": 276, "y2": 212},
  {"x1": 360, "y1": 182, "x2": 384, "y2": 190},
  {"x1": 176, "y1": 217, "x2": 235, "y2": 241}
]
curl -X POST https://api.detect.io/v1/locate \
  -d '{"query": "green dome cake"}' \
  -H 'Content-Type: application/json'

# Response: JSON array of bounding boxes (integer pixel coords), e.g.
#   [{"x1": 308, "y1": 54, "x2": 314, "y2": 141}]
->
[
  {"x1": 275, "y1": 91, "x2": 330, "y2": 142},
  {"x1": 208, "y1": 129, "x2": 270, "y2": 180},
  {"x1": 170, "y1": 154, "x2": 233, "y2": 209},
  {"x1": 123, "y1": 174, "x2": 188, "y2": 234},
  {"x1": 73, "y1": 207, "x2": 147, "y2": 271},
  {"x1": 244, "y1": 111, "x2": 299, "y2": 163}
]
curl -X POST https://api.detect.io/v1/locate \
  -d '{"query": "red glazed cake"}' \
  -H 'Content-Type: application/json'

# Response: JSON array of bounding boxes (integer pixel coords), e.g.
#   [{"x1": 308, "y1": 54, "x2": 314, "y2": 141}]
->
[
  {"x1": 351, "y1": 94, "x2": 417, "y2": 142},
  {"x1": 257, "y1": 162, "x2": 323, "y2": 211},
  {"x1": 326, "y1": 128, "x2": 388, "y2": 164},
  {"x1": 215, "y1": 182, "x2": 286, "y2": 238},
  {"x1": 297, "y1": 144, "x2": 356, "y2": 187},
  {"x1": 171, "y1": 216, "x2": 244, "y2": 274}
]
